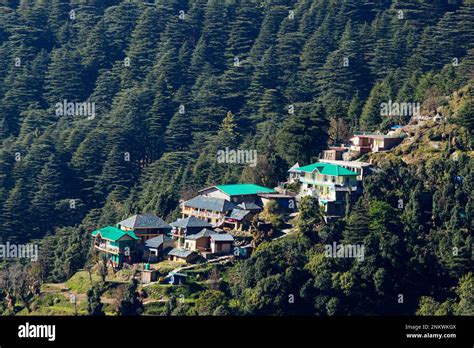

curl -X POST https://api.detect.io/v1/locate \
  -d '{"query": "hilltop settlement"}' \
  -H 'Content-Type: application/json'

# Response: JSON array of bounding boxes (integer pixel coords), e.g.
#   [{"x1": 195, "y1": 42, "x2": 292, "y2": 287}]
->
[{"x1": 91, "y1": 129, "x2": 406, "y2": 283}]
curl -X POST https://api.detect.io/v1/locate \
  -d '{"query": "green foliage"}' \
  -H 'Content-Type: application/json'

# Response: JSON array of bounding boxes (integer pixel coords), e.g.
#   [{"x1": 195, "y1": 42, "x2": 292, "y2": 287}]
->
[
  {"x1": 416, "y1": 272, "x2": 474, "y2": 316},
  {"x1": 228, "y1": 235, "x2": 312, "y2": 315},
  {"x1": 260, "y1": 200, "x2": 284, "y2": 230},
  {"x1": 0, "y1": 0, "x2": 472, "y2": 317},
  {"x1": 66, "y1": 271, "x2": 101, "y2": 294},
  {"x1": 276, "y1": 102, "x2": 328, "y2": 165},
  {"x1": 456, "y1": 98, "x2": 474, "y2": 133},
  {"x1": 194, "y1": 290, "x2": 229, "y2": 316},
  {"x1": 86, "y1": 285, "x2": 104, "y2": 316},
  {"x1": 296, "y1": 195, "x2": 323, "y2": 241},
  {"x1": 454, "y1": 272, "x2": 474, "y2": 315},
  {"x1": 117, "y1": 279, "x2": 143, "y2": 316}
]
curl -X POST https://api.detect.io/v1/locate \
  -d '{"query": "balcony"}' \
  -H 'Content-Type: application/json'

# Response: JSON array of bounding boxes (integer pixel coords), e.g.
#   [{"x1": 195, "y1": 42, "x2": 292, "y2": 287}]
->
[
  {"x1": 94, "y1": 243, "x2": 120, "y2": 255},
  {"x1": 185, "y1": 210, "x2": 220, "y2": 219},
  {"x1": 299, "y1": 176, "x2": 335, "y2": 186}
]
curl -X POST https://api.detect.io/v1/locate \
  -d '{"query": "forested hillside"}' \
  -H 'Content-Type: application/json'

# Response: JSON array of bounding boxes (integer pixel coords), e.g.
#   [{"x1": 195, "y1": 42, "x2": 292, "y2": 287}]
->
[{"x1": 0, "y1": 0, "x2": 473, "y2": 315}]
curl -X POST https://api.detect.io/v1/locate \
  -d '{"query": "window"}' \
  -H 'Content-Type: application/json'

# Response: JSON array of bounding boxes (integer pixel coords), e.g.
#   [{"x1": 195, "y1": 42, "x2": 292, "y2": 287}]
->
[{"x1": 331, "y1": 176, "x2": 336, "y2": 183}]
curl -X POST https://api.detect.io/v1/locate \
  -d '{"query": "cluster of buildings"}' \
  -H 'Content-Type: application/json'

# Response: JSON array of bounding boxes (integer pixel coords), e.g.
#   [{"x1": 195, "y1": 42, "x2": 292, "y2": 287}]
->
[
  {"x1": 91, "y1": 184, "x2": 297, "y2": 269},
  {"x1": 91, "y1": 130, "x2": 405, "y2": 270},
  {"x1": 287, "y1": 130, "x2": 405, "y2": 219}
]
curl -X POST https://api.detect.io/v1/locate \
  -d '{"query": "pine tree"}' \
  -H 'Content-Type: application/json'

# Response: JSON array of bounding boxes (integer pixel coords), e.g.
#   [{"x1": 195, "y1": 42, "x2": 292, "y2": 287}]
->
[
  {"x1": 118, "y1": 279, "x2": 143, "y2": 316},
  {"x1": 146, "y1": 75, "x2": 175, "y2": 160},
  {"x1": 165, "y1": 109, "x2": 192, "y2": 152},
  {"x1": 274, "y1": 14, "x2": 304, "y2": 99},
  {"x1": 190, "y1": 75, "x2": 228, "y2": 140},
  {"x1": 343, "y1": 200, "x2": 370, "y2": 245},
  {"x1": 3, "y1": 179, "x2": 31, "y2": 242},
  {"x1": 213, "y1": 111, "x2": 238, "y2": 150},
  {"x1": 297, "y1": 18, "x2": 337, "y2": 102},
  {"x1": 244, "y1": 46, "x2": 281, "y2": 117},
  {"x1": 360, "y1": 80, "x2": 392, "y2": 131},
  {"x1": 348, "y1": 94, "x2": 363, "y2": 130},
  {"x1": 190, "y1": 1, "x2": 229, "y2": 76},
  {"x1": 31, "y1": 155, "x2": 63, "y2": 236},
  {"x1": 96, "y1": 145, "x2": 134, "y2": 200},
  {"x1": 87, "y1": 285, "x2": 105, "y2": 316},
  {"x1": 317, "y1": 21, "x2": 368, "y2": 104},
  {"x1": 456, "y1": 99, "x2": 473, "y2": 133},
  {"x1": 82, "y1": 19, "x2": 111, "y2": 74},
  {"x1": 225, "y1": 3, "x2": 261, "y2": 64},
  {"x1": 101, "y1": 2, "x2": 141, "y2": 62},
  {"x1": 248, "y1": 5, "x2": 287, "y2": 64},
  {"x1": 276, "y1": 102, "x2": 328, "y2": 165},
  {"x1": 122, "y1": 6, "x2": 166, "y2": 83},
  {"x1": 44, "y1": 46, "x2": 86, "y2": 105}
]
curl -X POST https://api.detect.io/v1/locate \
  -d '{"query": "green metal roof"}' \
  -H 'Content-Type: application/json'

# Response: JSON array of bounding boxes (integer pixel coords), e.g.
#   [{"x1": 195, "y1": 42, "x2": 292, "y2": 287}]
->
[
  {"x1": 215, "y1": 184, "x2": 276, "y2": 196},
  {"x1": 297, "y1": 162, "x2": 358, "y2": 176},
  {"x1": 91, "y1": 226, "x2": 139, "y2": 242}
]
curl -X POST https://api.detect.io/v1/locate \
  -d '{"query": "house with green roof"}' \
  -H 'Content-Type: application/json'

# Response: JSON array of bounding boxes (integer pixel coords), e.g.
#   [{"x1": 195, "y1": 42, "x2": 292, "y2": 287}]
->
[
  {"x1": 290, "y1": 161, "x2": 359, "y2": 217},
  {"x1": 192, "y1": 183, "x2": 298, "y2": 231},
  {"x1": 198, "y1": 183, "x2": 276, "y2": 204},
  {"x1": 91, "y1": 226, "x2": 140, "y2": 267}
]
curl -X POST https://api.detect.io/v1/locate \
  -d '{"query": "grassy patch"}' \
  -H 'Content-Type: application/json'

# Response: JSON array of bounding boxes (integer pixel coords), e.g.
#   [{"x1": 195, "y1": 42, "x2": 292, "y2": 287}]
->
[
  {"x1": 107, "y1": 267, "x2": 135, "y2": 282},
  {"x1": 21, "y1": 294, "x2": 87, "y2": 316},
  {"x1": 144, "y1": 280, "x2": 205, "y2": 301},
  {"x1": 143, "y1": 302, "x2": 166, "y2": 315},
  {"x1": 65, "y1": 271, "x2": 101, "y2": 294},
  {"x1": 40, "y1": 283, "x2": 64, "y2": 292},
  {"x1": 153, "y1": 260, "x2": 183, "y2": 273}
]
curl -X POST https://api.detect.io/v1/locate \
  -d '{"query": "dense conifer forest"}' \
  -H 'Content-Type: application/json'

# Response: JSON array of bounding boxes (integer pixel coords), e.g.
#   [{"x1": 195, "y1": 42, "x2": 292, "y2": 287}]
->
[{"x1": 0, "y1": 0, "x2": 472, "y2": 315}]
